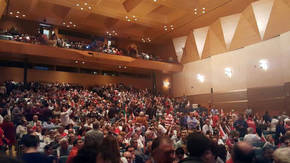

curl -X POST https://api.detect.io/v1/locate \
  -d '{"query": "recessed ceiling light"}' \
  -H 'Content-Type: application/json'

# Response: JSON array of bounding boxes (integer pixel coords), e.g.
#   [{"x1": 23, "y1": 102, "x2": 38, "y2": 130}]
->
[
  {"x1": 76, "y1": 4, "x2": 80, "y2": 6},
  {"x1": 22, "y1": 14, "x2": 26, "y2": 17},
  {"x1": 75, "y1": 60, "x2": 78, "y2": 63},
  {"x1": 63, "y1": 22, "x2": 66, "y2": 25},
  {"x1": 88, "y1": 6, "x2": 92, "y2": 10},
  {"x1": 16, "y1": 15, "x2": 19, "y2": 18},
  {"x1": 73, "y1": 24, "x2": 76, "y2": 27},
  {"x1": 84, "y1": 2, "x2": 88, "y2": 5},
  {"x1": 9, "y1": 12, "x2": 13, "y2": 15},
  {"x1": 69, "y1": 21, "x2": 72, "y2": 24},
  {"x1": 153, "y1": 0, "x2": 157, "y2": 2},
  {"x1": 203, "y1": 8, "x2": 205, "y2": 10},
  {"x1": 194, "y1": 12, "x2": 197, "y2": 15},
  {"x1": 66, "y1": 25, "x2": 70, "y2": 28},
  {"x1": 80, "y1": 7, "x2": 84, "y2": 10},
  {"x1": 194, "y1": 8, "x2": 197, "y2": 11},
  {"x1": 16, "y1": 11, "x2": 20, "y2": 14}
]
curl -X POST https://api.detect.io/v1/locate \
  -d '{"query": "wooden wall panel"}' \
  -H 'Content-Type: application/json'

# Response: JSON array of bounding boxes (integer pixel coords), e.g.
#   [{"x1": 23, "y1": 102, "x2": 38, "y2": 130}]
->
[
  {"x1": 187, "y1": 94, "x2": 211, "y2": 107},
  {"x1": 0, "y1": 67, "x2": 152, "y2": 89},
  {"x1": 0, "y1": 17, "x2": 40, "y2": 35},
  {"x1": 215, "y1": 102, "x2": 248, "y2": 113},
  {"x1": 213, "y1": 90, "x2": 247, "y2": 103},
  {"x1": 248, "y1": 98, "x2": 285, "y2": 115},
  {"x1": 0, "y1": 0, "x2": 7, "y2": 19},
  {"x1": 230, "y1": 5, "x2": 261, "y2": 50},
  {"x1": 27, "y1": 69, "x2": 152, "y2": 89},
  {"x1": 247, "y1": 86, "x2": 285, "y2": 100},
  {"x1": 264, "y1": 0, "x2": 290, "y2": 39},
  {"x1": 248, "y1": 86, "x2": 285, "y2": 114},
  {"x1": 202, "y1": 20, "x2": 226, "y2": 59},
  {"x1": 175, "y1": 0, "x2": 290, "y2": 60},
  {"x1": 181, "y1": 32, "x2": 199, "y2": 64},
  {"x1": 0, "y1": 67, "x2": 24, "y2": 83},
  {"x1": 284, "y1": 82, "x2": 290, "y2": 114}
]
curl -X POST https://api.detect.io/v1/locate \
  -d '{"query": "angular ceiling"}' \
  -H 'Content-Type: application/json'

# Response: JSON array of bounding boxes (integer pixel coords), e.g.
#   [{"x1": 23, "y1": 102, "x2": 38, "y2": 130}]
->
[{"x1": 3, "y1": 0, "x2": 255, "y2": 43}]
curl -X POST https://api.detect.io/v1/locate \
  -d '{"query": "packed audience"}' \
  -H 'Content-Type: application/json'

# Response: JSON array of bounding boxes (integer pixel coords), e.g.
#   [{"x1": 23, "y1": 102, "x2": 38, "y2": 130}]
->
[
  {"x1": 0, "y1": 81, "x2": 289, "y2": 163},
  {"x1": 0, "y1": 27, "x2": 168, "y2": 63}
]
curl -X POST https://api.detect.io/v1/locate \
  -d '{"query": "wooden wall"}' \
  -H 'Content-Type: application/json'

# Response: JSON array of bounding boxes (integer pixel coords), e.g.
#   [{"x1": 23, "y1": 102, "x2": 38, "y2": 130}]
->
[
  {"x1": 0, "y1": 67, "x2": 152, "y2": 89},
  {"x1": 187, "y1": 85, "x2": 290, "y2": 115},
  {"x1": 0, "y1": 17, "x2": 40, "y2": 35},
  {"x1": 173, "y1": 30, "x2": 290, "y2": 114},
  {"x1": 172, "y1": 0, "x2": 290, "y2": 64}
]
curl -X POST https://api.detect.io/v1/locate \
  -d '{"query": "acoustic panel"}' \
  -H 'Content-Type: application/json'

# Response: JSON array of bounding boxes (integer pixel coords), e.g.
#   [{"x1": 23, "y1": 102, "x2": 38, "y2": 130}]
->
[
  {"x1": 181, "y1": 32, "x2": 199, "y2": 64},
  {"x1": 264, "y1": 0, "x2": 290, "y2": 39},
  {"x1": 220, "y1": 14, "x2": 241, "y2": 50},
  {"x1": 193, "y1": 26, "x2": 209, "y2": 59},
  {"x1": 202, "y1": 19, "x2": 227, "y2": 59},
  {"x1": 230, "y1": 5, "x2": 261, "y2": 50},
  {"x1": 172, "y1": 36, "x2": 187, "y2": 62},
  {"x1": 252, "y1": 0, "x2": 274, "y2": 40}
]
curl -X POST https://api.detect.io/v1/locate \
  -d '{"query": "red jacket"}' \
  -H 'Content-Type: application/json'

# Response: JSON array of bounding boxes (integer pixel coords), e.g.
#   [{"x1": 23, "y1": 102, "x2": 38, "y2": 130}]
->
[{"x1": 0, "y1": 122, "x2": 16, "y2": 145}]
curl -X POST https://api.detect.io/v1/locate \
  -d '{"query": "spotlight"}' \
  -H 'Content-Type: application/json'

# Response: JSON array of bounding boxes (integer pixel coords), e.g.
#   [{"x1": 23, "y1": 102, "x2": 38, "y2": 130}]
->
[
  {"x1": 163, "y1": 80, "x2": 170, "y2": 88},
  {"x1": 224, "y1": 67, "x2": 233, "y2": 78},
  {"x1": 259, "y1": 59, "x2": 268, "y2": 71},
  {"x1": 197, "y1": 74, "x2": 205, "y2": 83}
]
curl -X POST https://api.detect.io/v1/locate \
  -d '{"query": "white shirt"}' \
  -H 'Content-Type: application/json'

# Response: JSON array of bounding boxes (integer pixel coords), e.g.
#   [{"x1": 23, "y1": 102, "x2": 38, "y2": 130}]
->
[
  {"x1": 244, "y1": 134, "x2": 260, "y2": 145},
  {"x1": 270, "y1": 118, "x2": 279, "y2": 132},
  {"x1": 158, "y1": 124, "x2": 167, "y2": 134},
  {"x1": 16, "y1": 125, "x2": 27, "y2": 138},
  {"x1": 202, "y1": 124, "x2": 213, "y2": 135},
  {"x1": 60, "y1": 109, "x2": 73, "y2": 126}
]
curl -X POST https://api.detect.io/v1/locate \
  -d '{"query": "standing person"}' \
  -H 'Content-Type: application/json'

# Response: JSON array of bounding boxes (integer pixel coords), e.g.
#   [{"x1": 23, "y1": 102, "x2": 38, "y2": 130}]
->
[
  {"x1": 202, "y1": 119, "x2": 213, "y2": 135},
  {"x1": 246, "y1": 115, "x2": 256, "y2": 134},
  {"x1": 66, "y1": 138, "x2": 84, "y2": 163},
  {"x1": 187, "y1": 112, "x2": 199, "y2": 130},
  {"x1": 263, "y1": 111, "x2": 271, "y2": 124},
  {"x1": 22, "y1": 135, "x2": 51, "y2": 163},
  {"x1": 275, "y1": 119, "x2": 286, "y2": 144},
  {"x1": 0, "y1": 115, "x2": 16, "y2": 156},
  {"x1": 0, "y1": 126, "x2": 8, "y2": 153},
  {"x1": 234, "y1": 114, "x2": 248, "y2": 137},
  {"x1": 60, "y1": 107, "x2": 73, "y2": 127}
]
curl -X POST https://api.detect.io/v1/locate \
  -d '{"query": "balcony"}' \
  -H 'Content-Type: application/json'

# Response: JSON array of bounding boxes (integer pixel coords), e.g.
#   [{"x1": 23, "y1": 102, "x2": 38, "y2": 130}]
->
[{"x1": 0, "y1": 40, "x2": 183, "y2": 73}]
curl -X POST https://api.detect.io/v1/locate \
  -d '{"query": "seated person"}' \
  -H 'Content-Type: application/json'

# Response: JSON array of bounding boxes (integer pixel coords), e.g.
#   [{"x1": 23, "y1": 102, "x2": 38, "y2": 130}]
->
[{"x1": 22, "y1": 135, "x2": 51, "y2": 163}]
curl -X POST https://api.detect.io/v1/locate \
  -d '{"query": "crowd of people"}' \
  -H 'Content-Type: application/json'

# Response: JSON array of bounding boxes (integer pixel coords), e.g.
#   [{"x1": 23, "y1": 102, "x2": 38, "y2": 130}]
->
[
  {"x1": 0, "y1": 81, "x2": 289, "y2": 163},
  {"x1": 0, "y1": 27, "x2": 166, "y2": 63}
]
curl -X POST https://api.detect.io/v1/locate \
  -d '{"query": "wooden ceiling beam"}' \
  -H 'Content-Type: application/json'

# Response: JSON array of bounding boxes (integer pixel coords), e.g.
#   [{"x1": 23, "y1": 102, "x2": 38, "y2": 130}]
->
[
  {"x1": 0, "y1": 0, "x2": 7, "y2": 19},
  {"x1": 122, "y1": 0, "x2": 143, "y2": 13},
  {"x1": 153, "y1": 0, "x2": 198, "y2": 13}
]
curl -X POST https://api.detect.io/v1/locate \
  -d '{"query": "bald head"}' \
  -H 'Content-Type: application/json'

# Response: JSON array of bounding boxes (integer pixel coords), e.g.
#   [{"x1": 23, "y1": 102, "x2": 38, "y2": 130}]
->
[{"x1": 232, "y1": 142, "x2": 255, "y2": 163}]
